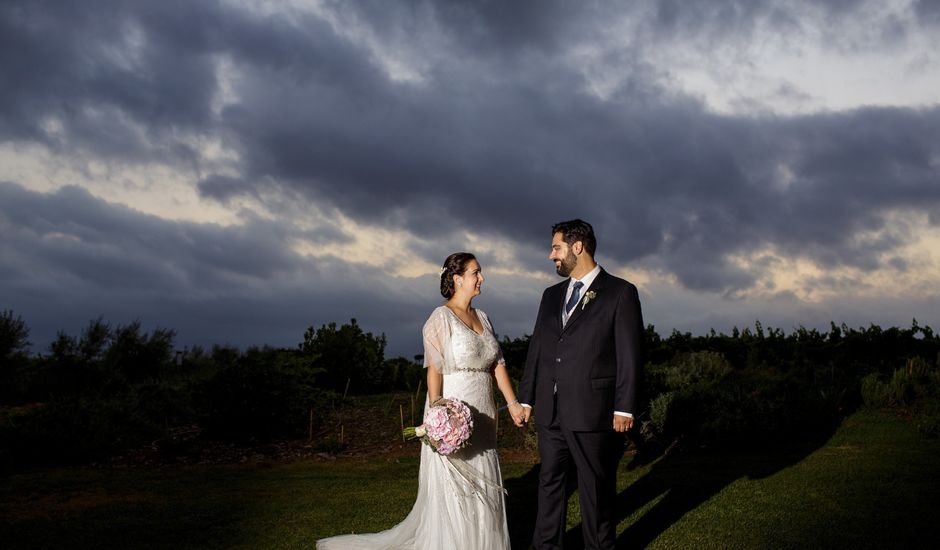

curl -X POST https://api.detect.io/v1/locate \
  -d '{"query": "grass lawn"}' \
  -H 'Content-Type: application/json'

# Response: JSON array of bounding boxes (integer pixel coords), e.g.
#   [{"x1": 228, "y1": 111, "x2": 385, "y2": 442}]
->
[
  {"x1": 2, "y1": 409, "x2": 938, "y2": 549},
  {"x1": 609, "y1": 409, "x2": 940, "y2": 549}
]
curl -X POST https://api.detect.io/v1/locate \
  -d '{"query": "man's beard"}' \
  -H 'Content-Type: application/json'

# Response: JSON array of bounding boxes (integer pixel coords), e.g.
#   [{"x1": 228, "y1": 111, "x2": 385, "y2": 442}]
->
[{"x1": 555, "y1": 251, "x2": 577, "y2": 277}]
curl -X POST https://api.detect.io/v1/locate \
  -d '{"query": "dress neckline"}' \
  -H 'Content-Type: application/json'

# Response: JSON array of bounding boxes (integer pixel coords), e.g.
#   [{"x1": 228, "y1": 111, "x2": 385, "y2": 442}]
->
[{"x1": 443, "y1": 306, "x2": 485, "y2": 336}]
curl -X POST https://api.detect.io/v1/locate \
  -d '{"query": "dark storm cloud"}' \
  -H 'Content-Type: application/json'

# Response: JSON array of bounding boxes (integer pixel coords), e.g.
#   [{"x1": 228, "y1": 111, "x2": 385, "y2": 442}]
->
[
  {"x1": 205, "y1": 1, "x2": 940, "y2": 293},
  {"x1": 2, "y1": 0, "x2": 939, "y2": 304},
  {"x1": 0, "y1": 182, "x2": 305, "y2": 291},
  {"x1": 0, "y1": 181, "x2": 441, "y2": 355},
  {"x1": 343, "y1": 0, "x2": 582, "y2": 55},
  {"x1": 197, "y1": 174, "x2": 257, "y2": 203},
  {"x1": 0, "y1": 0, "x2": 226, "y2": 163},
  {"x1": 916, "y1": 0, "x2": 940, "y2": 24}
]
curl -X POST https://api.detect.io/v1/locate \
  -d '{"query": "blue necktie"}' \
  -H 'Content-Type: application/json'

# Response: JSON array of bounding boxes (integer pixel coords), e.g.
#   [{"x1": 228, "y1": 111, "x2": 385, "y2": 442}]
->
[{"x1": 565, "y1": 281, "x2": 584, "y2": 315}]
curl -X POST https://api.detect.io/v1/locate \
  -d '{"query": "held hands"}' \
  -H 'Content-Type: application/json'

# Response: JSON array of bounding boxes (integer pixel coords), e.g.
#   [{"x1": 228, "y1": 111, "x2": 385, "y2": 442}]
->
[
  {"x1": 516, "y1": 404, "x2": 532, "y2": 427},
  {"x1": 508, "y1": 402, "x2": 527, "y2": 427}
]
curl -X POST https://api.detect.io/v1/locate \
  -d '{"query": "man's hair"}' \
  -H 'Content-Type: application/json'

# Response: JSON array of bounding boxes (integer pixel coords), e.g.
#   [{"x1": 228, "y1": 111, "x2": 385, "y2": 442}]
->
[{"x1": 552, "y1": 219, "x2": 596, "y2": 256}]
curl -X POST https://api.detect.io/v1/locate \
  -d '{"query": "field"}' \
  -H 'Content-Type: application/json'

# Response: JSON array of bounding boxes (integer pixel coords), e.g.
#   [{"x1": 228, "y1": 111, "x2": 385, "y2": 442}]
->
[{"x1": 2, "y1": 409, "x2": 939, "y2": 549}]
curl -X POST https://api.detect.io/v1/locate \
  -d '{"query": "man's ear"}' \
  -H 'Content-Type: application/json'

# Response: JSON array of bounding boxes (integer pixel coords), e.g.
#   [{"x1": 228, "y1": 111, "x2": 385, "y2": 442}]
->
[{"x1": 572, "y1": 241, "x2": 583, "y2": 255}]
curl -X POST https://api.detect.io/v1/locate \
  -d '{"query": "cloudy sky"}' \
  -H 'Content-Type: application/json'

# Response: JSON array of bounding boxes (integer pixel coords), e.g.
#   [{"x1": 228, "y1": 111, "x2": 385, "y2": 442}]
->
[{"x1": 2, "y1": 0, "x2": 939, "y2": 358}]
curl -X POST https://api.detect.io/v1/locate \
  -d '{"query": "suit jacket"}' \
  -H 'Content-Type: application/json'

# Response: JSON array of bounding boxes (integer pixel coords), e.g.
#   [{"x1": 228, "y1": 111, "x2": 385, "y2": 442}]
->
[{"x1": 519, "y1": 268, "x2": 644, "y2": 431}]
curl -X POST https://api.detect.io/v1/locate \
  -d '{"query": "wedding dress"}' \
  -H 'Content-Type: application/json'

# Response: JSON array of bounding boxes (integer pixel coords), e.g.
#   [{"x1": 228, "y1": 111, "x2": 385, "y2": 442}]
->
[{"x1": 317, "y1": 306, "x2": 511, "y2": 550}]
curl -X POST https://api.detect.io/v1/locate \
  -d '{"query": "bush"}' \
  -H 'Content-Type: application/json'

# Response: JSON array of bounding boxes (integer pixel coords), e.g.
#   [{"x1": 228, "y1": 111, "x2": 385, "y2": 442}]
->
[
  {"x1": 664, "y1": 351, "x2": 733, "y2": 388},
  {"x1": 645, "y1": 351, "x2": 734, "y2": 437},
  {"x1": 915, "y1": 401, "x2": 940, "y2": 438},
  {"x1": 198, "y1": 347, "x2": 325, "y2": 441},
  {"x1": 134, "y1": 381, "x2": 198, "y2": 432},
  {"x1": 302, "y1": 319, "x2": 386, "y2": 394},
  {"x1": 861, "y1": 357, "x2": 940, "y2": 437},
  {"x1": 382, "y1": 356, "x2": 424, "y2": 391},
  {"x1": 0, "y1": 392, "x2": 160, "y2": 468},
  {"x1": 645, "y1": 351, "x2": 837, "y2": 446},
  {"x1": 649, "y1": 391, "x2": 677, "y2": 436}
]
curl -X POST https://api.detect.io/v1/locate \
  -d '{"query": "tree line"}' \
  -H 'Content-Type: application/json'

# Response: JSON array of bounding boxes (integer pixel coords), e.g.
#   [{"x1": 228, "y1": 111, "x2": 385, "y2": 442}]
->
[{"x1": 1, "y1": 309, "x2": 938, "y2": 470}]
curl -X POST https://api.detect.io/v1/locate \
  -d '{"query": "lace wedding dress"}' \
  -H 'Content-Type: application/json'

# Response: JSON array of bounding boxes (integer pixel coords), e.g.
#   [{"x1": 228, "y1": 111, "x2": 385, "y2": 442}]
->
[{"x1": 317, "y1": 306, "x2": 511, "y2": 550}]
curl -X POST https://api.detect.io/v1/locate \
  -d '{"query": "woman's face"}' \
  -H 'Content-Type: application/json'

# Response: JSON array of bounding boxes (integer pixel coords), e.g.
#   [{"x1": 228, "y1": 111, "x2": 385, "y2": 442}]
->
[{"x1": 455, "y1": 259, "x2": 484, "y2": 297}]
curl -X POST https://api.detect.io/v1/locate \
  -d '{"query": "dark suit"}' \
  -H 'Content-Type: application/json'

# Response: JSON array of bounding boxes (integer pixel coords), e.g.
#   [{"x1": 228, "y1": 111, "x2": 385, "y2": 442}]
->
[{"x1": 519, "y1": 268, "x2": 644, "y2": 550}]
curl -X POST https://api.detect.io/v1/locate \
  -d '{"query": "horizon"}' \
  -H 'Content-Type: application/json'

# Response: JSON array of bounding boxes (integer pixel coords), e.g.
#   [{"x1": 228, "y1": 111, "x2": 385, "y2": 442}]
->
[{"x1": 7, "y1": 308, "x2": 935, "y2": 361}]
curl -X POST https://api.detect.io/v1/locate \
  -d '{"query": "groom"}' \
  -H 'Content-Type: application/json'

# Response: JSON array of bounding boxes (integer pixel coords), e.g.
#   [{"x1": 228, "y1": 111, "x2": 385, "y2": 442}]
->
[{"x1": 518, "y1": 219, "x2": 644, "y2": 550}]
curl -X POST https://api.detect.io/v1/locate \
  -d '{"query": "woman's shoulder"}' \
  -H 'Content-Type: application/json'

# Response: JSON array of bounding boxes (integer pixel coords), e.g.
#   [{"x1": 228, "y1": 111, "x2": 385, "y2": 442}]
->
[
  {"x1": 429, "y1": 305, "x2": 450, "y2": 317},
  {"x1": 423, "y1": 305, "x2": 450, "y2": 329}
]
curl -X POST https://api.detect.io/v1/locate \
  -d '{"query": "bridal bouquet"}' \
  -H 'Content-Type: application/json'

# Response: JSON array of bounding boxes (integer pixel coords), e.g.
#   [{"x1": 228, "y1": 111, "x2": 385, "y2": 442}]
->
[{"x1": 403, "y1": 397, "x2": 474, "y2": 455}]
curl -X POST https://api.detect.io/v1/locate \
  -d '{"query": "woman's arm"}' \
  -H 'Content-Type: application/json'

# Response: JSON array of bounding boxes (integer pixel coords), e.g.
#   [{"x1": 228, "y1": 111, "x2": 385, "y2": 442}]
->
[
  {"x1": 427, "y1": 363, "x2": 443, "y2": 403},
  {"x1": 494, "y1": 362, "x2": 525, "y2": 426}
]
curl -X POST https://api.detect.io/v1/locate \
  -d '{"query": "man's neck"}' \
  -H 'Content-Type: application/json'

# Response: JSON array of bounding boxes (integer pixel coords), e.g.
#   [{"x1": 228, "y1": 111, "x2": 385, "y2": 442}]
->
[{"x1": 570, "y1": 259, "x2": 598, "y2": 280}]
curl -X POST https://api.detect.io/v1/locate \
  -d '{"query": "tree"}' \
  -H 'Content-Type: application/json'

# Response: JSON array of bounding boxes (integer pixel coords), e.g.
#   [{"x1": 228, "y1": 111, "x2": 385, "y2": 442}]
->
[
  {"x1": 382, "y1": 356, "x2": 423, "y2": 391},
  {"x1": 0, "y1": 310, "x2": 31, "y2": 403},
  {"x1": 102, "y1": 321, "x2": 176, "y2": 384},
  {"x1": 0, "y1": 310, "x2": 30, "y2": 360},
  {"x1": 200, "y1": 346, "x2": 324, "y2": 441},
  {"x1": 499, "y1": 335, "x2": 531, "y2": 381},
  {"x1": 301, "y1": 318, "x2": 386, "y2": 393}
]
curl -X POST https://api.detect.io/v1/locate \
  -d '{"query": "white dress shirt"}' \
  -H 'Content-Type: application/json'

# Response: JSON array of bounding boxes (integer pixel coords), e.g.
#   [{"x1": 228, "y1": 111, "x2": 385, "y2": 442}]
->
[{"x1": 562, "y1": 265, "x2": 601, "y2": 326}]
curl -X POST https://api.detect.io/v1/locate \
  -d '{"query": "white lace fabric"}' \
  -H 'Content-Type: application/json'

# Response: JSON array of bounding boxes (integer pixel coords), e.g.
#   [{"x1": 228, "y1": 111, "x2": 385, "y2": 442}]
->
[
  {"x1": 423, "y1": 306, "x2": 505, "y2": 374},
  {"x1": 317, "y1": 307, "x2": 511, "y2": 550}
]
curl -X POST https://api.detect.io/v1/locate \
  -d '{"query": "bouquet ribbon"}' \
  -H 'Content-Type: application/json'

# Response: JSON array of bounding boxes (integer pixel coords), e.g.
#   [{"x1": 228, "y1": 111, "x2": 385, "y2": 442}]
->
[{"x1": 437, "y1": 453, "x2": 507, "y2": 508}]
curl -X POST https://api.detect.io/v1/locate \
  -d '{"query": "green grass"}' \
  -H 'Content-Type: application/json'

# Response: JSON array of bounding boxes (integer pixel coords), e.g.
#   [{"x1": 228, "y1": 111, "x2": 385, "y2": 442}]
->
[
  {"x1": 2, "y1": 410, "x2": 938, "y2": 549},
  {"x1": 608, "y1": 410, "x2": 940, "y2": 549}
]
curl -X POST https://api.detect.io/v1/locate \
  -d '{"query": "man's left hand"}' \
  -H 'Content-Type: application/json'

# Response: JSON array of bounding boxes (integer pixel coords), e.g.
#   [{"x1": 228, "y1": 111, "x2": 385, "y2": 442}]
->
[{"x1": 613, "y1": 415, "x2": 633, "y2": 433}]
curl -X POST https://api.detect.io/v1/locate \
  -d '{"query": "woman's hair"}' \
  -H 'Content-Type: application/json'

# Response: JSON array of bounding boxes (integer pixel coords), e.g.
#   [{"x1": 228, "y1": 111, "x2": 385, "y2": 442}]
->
[{"x1": 440, "y1": 252, "x2": 477, "y2": 299}]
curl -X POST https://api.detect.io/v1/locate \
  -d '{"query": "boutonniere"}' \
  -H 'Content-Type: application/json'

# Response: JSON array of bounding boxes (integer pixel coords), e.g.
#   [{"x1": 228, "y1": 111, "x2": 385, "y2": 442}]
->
[{"x1": 581, "y1": 290, "x2": 597, "y2": 310}]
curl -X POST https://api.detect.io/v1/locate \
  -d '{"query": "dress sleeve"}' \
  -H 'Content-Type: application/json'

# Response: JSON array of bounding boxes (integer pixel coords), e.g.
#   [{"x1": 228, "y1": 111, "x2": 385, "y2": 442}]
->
[{"x1": 422, "y1": 308, "x2": 449, "y2": 373}]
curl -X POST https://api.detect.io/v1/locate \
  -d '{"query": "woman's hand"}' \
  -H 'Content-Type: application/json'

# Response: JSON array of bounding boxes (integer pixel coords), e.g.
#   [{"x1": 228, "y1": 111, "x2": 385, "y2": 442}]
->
[{"x1": 508, "y1": 402, "x2": 526, "y2": 427}]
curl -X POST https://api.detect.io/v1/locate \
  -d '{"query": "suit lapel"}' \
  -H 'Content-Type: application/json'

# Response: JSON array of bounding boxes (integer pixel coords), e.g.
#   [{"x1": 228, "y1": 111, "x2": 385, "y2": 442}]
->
[
  {"x1": 554, "y1": 280, "x2": 569, "y2": 331},
  {"x1": 562, "y1": 269, "x2": 608, "y2": 334}
]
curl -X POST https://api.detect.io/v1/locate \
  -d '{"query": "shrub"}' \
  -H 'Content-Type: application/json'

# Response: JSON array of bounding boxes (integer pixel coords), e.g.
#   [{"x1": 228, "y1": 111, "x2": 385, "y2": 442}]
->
[
  {"x1": 662, "y1": 351, "x2": 733, "y2": 389},
  {"x1": 198, "y1": 347, "x2": 325, "y2": 441},
  {"x1": 0, "y1": 392, "x2": 159, "y2": 468},
  {"x1": 381, "y1": 356, "x2": 424, "y2": 391},
  {"x1": 649, "y1": 390, "x2": 678, "y2": 436},
  {"x1": 861, "y1": 356, "x2": 940, "y2": 437},
  {"x1": 645, "y1": 350, "x2": 837, "y2": 446},
  {"x1": 302, "y1": 319, "x2": 386, "y2": 394}
]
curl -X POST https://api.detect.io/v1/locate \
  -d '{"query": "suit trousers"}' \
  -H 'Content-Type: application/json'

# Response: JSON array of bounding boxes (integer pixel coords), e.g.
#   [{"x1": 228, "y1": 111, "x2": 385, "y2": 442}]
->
[{"x1": 534, "y1": 407, "x2": 622, "y2": 550}]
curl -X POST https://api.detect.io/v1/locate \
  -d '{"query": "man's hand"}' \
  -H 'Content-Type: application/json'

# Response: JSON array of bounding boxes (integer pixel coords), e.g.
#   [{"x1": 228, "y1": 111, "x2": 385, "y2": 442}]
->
[
  {"x1": 519, "y1": 405, "x2": 532, "y2": 426},
  {"x1": 613, "y1": 415, "x2": 633, "y2": 433}
]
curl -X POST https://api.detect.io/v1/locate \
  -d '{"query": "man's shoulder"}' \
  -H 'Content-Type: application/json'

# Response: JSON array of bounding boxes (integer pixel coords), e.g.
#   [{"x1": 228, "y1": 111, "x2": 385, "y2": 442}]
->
[
  {"x1": 543, "y1": 279, "x2": 569, "y2": 294},
  {"x1": 595, "y1": 270, "x2": 640, "y2": 302},
  {"x1": 597, "y1": 269, "x2": 635, "y2": 288}
]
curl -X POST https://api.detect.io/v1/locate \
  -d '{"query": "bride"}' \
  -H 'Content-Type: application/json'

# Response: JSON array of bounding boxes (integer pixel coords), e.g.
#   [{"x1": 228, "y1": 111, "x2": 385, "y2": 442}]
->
[{"x1": 317, "y1": 252, "x2": 526, "y2": 549}]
